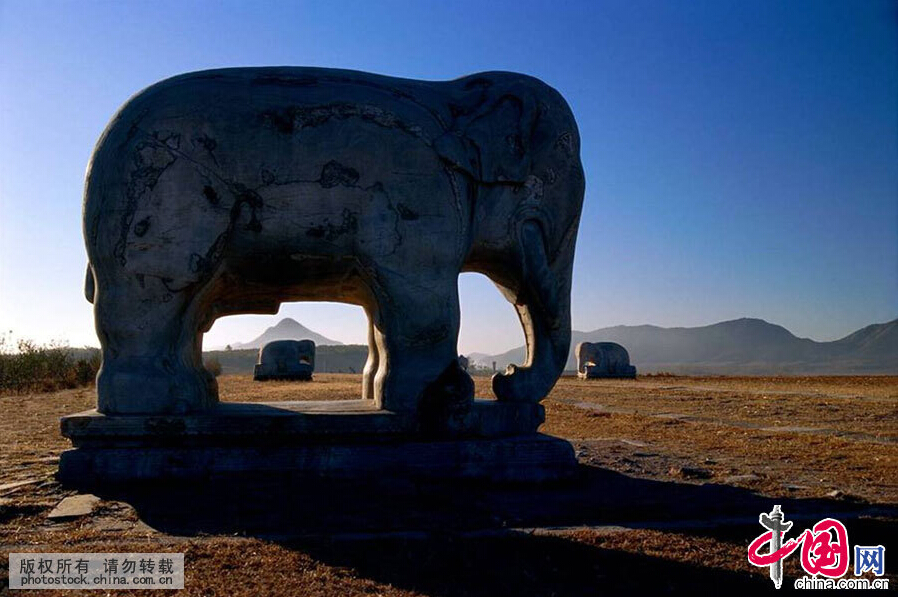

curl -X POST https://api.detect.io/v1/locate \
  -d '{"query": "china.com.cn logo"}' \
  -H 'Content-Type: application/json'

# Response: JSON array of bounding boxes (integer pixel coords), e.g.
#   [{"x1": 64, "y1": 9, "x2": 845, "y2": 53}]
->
[{"x1": 747, "y1": 505, "x2": 887, "y2": 590}]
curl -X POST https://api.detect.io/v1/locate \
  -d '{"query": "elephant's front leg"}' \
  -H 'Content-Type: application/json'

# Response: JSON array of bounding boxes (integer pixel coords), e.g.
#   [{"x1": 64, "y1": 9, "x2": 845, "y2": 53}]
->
[
  {"x1": 372, "y1": 276, "x2": 473, "y2": 419},
  {"x1": 93, "y1": 272, "x2": 218, "y2": 414}
]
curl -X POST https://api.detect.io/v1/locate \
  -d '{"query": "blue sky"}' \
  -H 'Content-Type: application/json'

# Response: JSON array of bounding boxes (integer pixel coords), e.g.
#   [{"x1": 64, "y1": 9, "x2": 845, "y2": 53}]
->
[{"x1": 0, "y1": 0, "x2": 895, "y2": 355}]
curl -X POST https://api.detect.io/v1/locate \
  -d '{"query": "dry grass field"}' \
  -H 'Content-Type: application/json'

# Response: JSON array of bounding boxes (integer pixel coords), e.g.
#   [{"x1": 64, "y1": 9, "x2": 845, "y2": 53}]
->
[{"x1": 1, "y1": 374, "x2": 895, "y2": 594}]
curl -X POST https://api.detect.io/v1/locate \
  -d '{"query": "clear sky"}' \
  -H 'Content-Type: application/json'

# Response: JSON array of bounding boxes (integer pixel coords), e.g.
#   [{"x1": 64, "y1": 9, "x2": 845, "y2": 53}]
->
[{"x1": 1, "y1": 0, "x2": 895, "y2": 355}]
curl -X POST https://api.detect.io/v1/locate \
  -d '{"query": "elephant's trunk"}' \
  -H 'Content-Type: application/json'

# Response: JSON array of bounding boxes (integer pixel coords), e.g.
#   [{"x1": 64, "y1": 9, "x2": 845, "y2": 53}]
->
[{"x1": 492, "y1": 220, "x2": 572, "y2": 402}]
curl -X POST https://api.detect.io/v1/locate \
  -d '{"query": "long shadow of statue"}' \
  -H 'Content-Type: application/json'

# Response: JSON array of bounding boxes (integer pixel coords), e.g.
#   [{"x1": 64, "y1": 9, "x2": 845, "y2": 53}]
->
[
  {"x1": 71, "y1": 465, "x2": 896, "y2": 595},
  {"x1": 74, "y1": 465, "x2": 894, "y2": 537}
]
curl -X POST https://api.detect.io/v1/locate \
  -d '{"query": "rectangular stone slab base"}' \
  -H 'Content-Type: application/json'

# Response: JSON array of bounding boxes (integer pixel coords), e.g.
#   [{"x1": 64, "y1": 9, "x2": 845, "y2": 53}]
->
[
  {"x1": 58, "y1": 434, "x2": 577, "y2": 483},
  {"x1": 61, "y1": 399, "x2": 545, "y2": 447},
  {"x1": 59, "y1": 399, "x2": 575, "y2": 483}
]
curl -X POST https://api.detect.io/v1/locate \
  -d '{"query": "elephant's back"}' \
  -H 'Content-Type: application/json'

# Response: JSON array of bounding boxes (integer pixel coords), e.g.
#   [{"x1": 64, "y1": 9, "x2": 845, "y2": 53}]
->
[
  {"x1": 83, "y1": 67, "x2": 477, "y2": 282},
  {"x1": 99, "y1": 67, "x2": 459, "y2": 145},
  {"x1": 83, "y1": 68, "x2": 455, "y2": 243},
  {"x1": 84, "y1": 67, "x2": 465, "y2": 207},
  {"x1": 579, "y1": 342, "x2": 630, "y2": 358},
  {"x1": 593, "y1": 342, "x2": 631, "y2": 362},
  {"x1": 81, "y1": 66, "x2": 562, "y2": 268},
  {"x1": 88, "y1": 67, "x2": 562, "y2": 160}
]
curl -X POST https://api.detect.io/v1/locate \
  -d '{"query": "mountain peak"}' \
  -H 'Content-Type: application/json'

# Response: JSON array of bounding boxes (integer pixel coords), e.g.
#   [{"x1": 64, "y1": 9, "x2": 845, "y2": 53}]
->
[
  {"x1": 231, "y1": 317, "x2": 343, "y2": 349},
  {"x1": 715, "y1": 317, "x2": 774, "y2": 327},
  {"x1": 273, "y1": 317, "x2": 302, "y2": 328}
]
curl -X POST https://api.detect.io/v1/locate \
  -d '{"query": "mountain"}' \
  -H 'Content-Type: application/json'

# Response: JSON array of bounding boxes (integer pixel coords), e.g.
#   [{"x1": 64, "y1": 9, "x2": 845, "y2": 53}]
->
[
  {"x1": 226, "y1": 316, "x2": 898, "y2": 374},
  {"x1": 465, "y1": 352, "x2": 492, "y2": 364},
  {"x1": 473, "y1": 318, "x2": 898, "y2": 375},
  {"x1": 828, "y1": 319, "x2": 898, "y2": 362},
  {"x1": 230, "y1": 318, "x2": 342, "y2": 349}
]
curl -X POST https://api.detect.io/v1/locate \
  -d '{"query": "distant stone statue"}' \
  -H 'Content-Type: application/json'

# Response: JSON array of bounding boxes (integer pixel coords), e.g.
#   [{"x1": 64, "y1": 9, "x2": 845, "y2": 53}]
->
[
  {"x1": 576, "y1": 342, "x2": 636, "y2": 379},
  {"x1": 254, "y1": 339, "x2": 315, "y2": 381},
  {"x1": 457, "y1": 355, "x2": 469, "y2": 371}
]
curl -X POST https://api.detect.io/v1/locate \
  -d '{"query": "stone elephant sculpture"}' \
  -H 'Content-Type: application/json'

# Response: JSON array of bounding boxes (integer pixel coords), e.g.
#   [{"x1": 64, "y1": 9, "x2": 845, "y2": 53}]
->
[
  {"x1": 575, "y1": 342, "x2": 636, "y2": 379},
  {"x1": 83, "y1": 67, "x2": 584, "y2": 414},
  {"x1": 253, "y1": 339, "x2": 315, "y2": 381}
]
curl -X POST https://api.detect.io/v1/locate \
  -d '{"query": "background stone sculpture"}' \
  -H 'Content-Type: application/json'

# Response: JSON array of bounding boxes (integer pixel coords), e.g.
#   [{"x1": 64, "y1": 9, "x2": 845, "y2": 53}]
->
[
  {"x1": 575, "y1": 342, "x2": 637, "y2": 379},
  {"x1": 253, "y1": 339, "x2": 315, "y2": 381},
  {"x1": 83, "y1": 67, "x2": 585, "y2": 416}
]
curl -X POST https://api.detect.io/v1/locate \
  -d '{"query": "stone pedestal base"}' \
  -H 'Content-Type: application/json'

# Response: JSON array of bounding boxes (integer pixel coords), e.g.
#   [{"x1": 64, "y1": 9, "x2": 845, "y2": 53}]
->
[
  {"x1": 253, "y1": 364, "x2": 313, "y2": 381},
  {"x1": 58, "y1": 399, "x2": 575, "y2": 483}
]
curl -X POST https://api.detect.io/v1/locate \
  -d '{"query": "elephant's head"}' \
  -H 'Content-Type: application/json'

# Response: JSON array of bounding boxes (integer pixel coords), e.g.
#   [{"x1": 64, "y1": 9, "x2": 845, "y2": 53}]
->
[{"x1": 438, "y1": 73, "x2": 585, "y2": 402}]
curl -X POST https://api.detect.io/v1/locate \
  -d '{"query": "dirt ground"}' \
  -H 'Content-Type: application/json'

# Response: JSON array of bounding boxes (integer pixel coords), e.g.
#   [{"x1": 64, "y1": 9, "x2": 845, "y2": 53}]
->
[{"x1": 1, "y1": 374, "x2": 895, "y2": 595}]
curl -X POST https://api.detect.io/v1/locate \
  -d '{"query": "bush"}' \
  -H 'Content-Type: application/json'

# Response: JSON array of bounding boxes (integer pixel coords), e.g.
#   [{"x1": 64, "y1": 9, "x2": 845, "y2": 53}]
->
[
  {"x1": 71, "y1": 349, "x2": 102, "y2": 386},
  {"x1": 0, "y1": 333, "x2": 101, "y2": 394}
]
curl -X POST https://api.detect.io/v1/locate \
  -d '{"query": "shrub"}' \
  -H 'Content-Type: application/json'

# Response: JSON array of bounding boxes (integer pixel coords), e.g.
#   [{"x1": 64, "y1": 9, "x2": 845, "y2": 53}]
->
[
  {"x1": 0, "y1": 333, "x2": 101, "y2": 394},
  {"x1": 71, "y1": 349, "x2": 102, "y2": 386}
]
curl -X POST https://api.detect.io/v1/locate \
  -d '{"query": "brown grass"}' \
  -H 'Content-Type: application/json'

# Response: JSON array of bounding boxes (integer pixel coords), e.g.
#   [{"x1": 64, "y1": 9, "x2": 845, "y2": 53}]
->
[
  {"x1": 217, "y1": 373, "x2": 362, "y2": 402},
  {"x1": 539, "y1": 375, "x2": 898, "y2": 502},
  {"x1": 1, "y1": 374, "x2": 895, "y2": 595}
]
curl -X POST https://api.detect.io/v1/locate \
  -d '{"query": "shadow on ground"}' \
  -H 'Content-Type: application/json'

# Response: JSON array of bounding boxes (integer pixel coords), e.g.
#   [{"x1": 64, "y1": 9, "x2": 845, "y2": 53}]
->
[
  {"x1": 69, "y1": 465, "x2": 896, "y2": 537},
  {"x1": 289, "y1": 531, "x2": 771, "y2": 595},
  {"x1": 63, "y1": 465, "x2": 897, "y2": 595}
]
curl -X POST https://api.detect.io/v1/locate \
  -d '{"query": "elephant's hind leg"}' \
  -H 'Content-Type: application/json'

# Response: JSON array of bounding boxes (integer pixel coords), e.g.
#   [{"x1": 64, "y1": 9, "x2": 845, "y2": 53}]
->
[
  {"x1": 93, "y1": 273, "x2": 218, "y2": 414},
  {"x1": 361, "y1": 309, "x2": 380, "y2": 401}
]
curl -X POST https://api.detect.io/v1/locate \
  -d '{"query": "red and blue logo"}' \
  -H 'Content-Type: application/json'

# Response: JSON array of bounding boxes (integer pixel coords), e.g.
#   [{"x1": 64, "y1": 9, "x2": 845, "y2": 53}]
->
[{"x1": 747, "y1": 505, "x2": 886, "y2": 590}]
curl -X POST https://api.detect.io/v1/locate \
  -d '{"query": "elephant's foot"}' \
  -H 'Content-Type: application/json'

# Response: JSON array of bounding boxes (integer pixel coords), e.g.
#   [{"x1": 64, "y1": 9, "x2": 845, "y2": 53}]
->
[
  {"x1": 91, "y1": 271, "x2": 222, "y2": 414},
  {"x1": 376, "y1": 348, "x2": 474, "y2": 414},
  {"x1": 97, "y1": 354, "x2": 218, "y2": 415},
  {"x1": 418, "y1": 359, "x2": 475, "y2": 435}
]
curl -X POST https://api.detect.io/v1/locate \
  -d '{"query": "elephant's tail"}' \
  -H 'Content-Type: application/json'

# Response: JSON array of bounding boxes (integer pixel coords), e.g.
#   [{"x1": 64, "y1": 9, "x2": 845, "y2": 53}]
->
[{"x1": 84, "y1": 264, "x2": 95, "y2": 304}]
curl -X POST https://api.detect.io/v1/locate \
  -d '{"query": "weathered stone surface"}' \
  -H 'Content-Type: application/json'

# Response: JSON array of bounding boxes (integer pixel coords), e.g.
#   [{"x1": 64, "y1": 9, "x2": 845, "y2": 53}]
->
[
  {"x1": 58, "y1": 434, "x2": 576, "y2": 483},
  {"x1": 47, "y1": 494, "x2": 100, "y2": 520},
  {"x1": 83, "y1": 67, "x2": 585, "y2": 415},
  {"x1": 253, "y1": 339, "x2": 315, "y2": 381},
  {"x1": 575, "y1": 342, "x2": 637, "y2": 379},
  {"x1": 67, "y1": 67, "x2": 585, "y2": 484},
  {"x1": 60, "y1": 399, "x2": 545, "y2": 447},
  {"x1": 57, "y1": 398, "x2": 562, "y2": 482}
]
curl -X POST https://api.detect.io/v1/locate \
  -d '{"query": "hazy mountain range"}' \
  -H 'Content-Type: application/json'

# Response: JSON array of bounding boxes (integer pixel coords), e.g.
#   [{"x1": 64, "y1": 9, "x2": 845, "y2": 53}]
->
[
  {"x1": 221, "y1": 316, "x2": 897, "y2": 375},
  {"x1": 470, "y1": 317, "x2": 898, "y2": 375}
]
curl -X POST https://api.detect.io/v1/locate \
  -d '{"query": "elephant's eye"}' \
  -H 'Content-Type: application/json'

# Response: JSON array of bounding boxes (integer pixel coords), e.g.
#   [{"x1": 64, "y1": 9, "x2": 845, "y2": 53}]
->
[{"x1": 506, "y1": 134, "x2": 525, "y2": 157}]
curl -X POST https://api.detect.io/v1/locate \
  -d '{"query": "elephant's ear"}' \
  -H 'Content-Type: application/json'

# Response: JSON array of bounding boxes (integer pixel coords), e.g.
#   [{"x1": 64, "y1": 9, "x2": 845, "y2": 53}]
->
[{"x1": 437, "y1": 89, "x2": 537, "y2": 184}]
